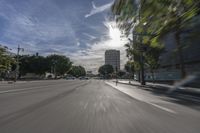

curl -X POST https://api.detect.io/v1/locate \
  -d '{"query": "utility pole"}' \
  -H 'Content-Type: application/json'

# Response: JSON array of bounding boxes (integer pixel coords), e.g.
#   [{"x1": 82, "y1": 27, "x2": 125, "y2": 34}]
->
[
  {"x1": 115, "y1": 66, "x2": 118, "y2": 86},
  {"x1": 52, "y1": 60, "x2": 57, "y2": 79},
  {"x1": 132, "y1": 3, "x2": 146, "y2": 85},
  {"x1": 128, "y1": 59, "x2": 132, "y2": 84},
  {"x1": 129, "y1": 1, "x2": 158, "y2": 85},
  {"x1": 129, "y1": 63, "x2": 131, "y2": 84},
  {"x1": 140, "y1": 50, "x2": 145, "y2": 85},
  {"x1": 14, "y1": 45, "x2": 24, "y2": 82},
  {"x1": 138, "y1": 2, "x2": 146, "y2": 85}
]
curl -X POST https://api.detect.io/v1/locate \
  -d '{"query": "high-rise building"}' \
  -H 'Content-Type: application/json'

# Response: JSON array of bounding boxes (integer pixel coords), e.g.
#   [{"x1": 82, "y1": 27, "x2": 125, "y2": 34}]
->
[{"x1": 105, "y1": 50, "x2": 120, "y2": 71}]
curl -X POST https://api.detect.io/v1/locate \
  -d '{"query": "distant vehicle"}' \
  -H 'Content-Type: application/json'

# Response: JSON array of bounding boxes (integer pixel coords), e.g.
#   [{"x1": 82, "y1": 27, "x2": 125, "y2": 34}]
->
[
  {"x1": 79, "y1": 76, "x2": 89, "y2": 80},
  {"x1": 65, "y1": 76, "x2": 76, "y2": 80},
  {"x1": 94, "y1": 77, "x2": 103, "y2": 80}
]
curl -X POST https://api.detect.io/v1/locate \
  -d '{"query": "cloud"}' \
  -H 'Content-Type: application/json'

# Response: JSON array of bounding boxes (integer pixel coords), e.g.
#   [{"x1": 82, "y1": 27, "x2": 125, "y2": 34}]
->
[
  {"x1": 70, "y1": 20, "x2": 128, "y2": 73},
  {"x1": 0, "y1": 0, "x2": 127, "y2": 73},
  {"x1": 77, "y1": 42, "x2": 80, "y2": 46},
  {"x1": 85, "y1": 1, "x2": 113, "y2": 18},
  {"x1": 82, "y1": 33, "x2": 97, "y2": 40},
  {"x1": 0, "y1": 0, "x2": 79, "y2": 54}
]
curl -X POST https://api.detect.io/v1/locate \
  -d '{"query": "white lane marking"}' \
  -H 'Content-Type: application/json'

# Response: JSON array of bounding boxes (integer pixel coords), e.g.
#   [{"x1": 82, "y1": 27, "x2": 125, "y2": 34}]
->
[
  {"x1": 105, "y1": 82, "x2": 177, "y2": 114},
  {"x1": 0, "y1": 85, "x2": 53, "y2": 94},
  {"x1": 0, "y1": 83, "x2": 70, "y2": 94},
  {"x1": 148, "y1": 102, "x2": 176, "y2": 114},
  {"x1": 0, "y1": 81, "x2": 84, "y2": 94}
]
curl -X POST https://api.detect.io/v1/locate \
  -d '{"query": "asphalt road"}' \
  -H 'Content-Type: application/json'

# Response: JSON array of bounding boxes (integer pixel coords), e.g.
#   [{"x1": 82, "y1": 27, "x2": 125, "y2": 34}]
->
[{"x1": 0, "y1": 80, "x2": 199, "y2": 133}]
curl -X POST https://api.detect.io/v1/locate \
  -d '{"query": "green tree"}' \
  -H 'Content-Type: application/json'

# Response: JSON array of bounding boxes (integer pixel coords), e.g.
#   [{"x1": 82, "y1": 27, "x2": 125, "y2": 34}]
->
[
  {"x1": 18, "y1": 54, "x2": 72, "y2": 77},
  {"x1": 98, "y1": 64, "x2": 114, "y2": 78},
  {"x1": 112, "y1": 0, "x2": 166, "y2": 83},
  {"x1": 112, "y1": 0, "x2": 200, "y2": 79},
  {"x1": 46, "y1": 55, "x2": 72, "y2": 76},
  {"x1": 112, "y1": 0, "x2": 138, "y2": 37},
  {"x1": 139, "y1": 0, "x2": 200, "y2": 78},
  {"x1": 69, "y1": 66, "x2": 86, "y2": 77},
  {"x1": 124, "y1": 42, "x2": 141, "y2": 72},
  {"x1": 144, "y1": 46, "x2": 164, "y2": 82},
  {"x1": 19, "y1": 55, "x2": 48, "y2": 76},
  {"x1": 118, "y1": 70, "x2": 126, "y2": 78},
  {"x1": 125, "y1": 61, "x2": 135, "y2": 73},
  {"x1": 0, "y1": 46, "x2": 15, "y2": 79}
]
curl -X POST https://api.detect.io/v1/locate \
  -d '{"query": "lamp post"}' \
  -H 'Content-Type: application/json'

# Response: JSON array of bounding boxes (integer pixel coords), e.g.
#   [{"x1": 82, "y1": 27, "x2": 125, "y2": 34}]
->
[
  {"x1": 128, "y1": 59, "x2": 132, "y2": 84},
  {"x1": 14, "y1": 45, "x2": 24, "y2": 82},
  {"x1": 140, "y1": 49, "x2": 145, "y2": 85},
  {"x1": 115, "y1": 66, "x2": 118, "y2": 86},
  {"x1": 52, "y1": 60, "x2": 57, "y2": 79},
  {"x1": 105, "y1": 70, "x2": 107, "y2": 79}
]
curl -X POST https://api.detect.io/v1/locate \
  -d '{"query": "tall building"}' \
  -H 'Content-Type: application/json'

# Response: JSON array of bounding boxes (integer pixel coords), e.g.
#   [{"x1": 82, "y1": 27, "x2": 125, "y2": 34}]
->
[{"x1": 105, "y1": 50, "x2": 120, "y2": 71}]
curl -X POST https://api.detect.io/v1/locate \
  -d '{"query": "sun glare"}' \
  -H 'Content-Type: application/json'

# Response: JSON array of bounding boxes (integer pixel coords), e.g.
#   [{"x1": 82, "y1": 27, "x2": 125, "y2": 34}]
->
[{"x1": 107, "y1": 21, "x2": 125, "y2": 48}]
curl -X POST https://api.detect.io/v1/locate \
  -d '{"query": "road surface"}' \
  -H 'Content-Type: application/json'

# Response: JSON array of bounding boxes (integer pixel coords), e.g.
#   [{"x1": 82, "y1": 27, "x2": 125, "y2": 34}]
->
[{"x1": 0, "y1": 80, "x2": 199, "y2": 133}]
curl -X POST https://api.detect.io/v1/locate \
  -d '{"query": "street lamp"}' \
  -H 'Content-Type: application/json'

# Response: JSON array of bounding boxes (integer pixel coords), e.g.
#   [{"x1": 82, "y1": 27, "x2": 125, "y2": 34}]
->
[
  {"x1": 52, "y1": 60, "x2": 57, "y2": 79},
  {"x1": 128, "y1": 58, "x2": 132, "y2": 84},
  {"x1": 15, "y1": 45, "x2": 24, "y2": 82},
  {"x1": 105, "y1": 70, "x2": 107, "y2": 79},
  {"x1": 115, "y1": 66, "x2": 118, "y2": 86}
]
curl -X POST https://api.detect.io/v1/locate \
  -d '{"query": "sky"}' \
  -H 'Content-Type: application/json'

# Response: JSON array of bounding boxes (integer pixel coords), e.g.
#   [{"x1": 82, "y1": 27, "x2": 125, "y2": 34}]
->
[{"x1": 0, "y1": 0, "x2": 128, "y2": 73}]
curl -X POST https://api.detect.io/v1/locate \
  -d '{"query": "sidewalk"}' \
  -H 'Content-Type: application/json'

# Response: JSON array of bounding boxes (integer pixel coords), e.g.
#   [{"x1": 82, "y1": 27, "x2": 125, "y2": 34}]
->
[
  {"x1": 117, "y1": 79, "x2": 200, "y2": 91},
  {"x1": 115, "y1": 80, "x2": 200, "y2": 102},
  {"x1": 105, "y1": 81, "x2": 200, "y2": 112}
]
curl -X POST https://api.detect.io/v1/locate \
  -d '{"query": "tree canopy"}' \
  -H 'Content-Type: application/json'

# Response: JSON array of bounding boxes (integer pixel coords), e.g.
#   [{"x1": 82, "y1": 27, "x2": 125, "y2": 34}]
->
[
  {"x1": 112, "y1": 0, "x2": 200, "y2": 39},
  {"x1": 125, "y1": 61, "x2": 135, "y2": 73},
  {"x1": 98, "y1": 64, "x2": 114, "y2": 77},
  {"x1": 112, "y1": 0, "x2": 200, "y2": 78},
  {"x1": 0, "y1": 46, "x2": 15, "y2": 78},
  {"x1": 45, "y1": 55, "x2": 72, "y2": 76},
  {"x1": 18, "y1": 54, "x2": 72, "y2": 77},
  {"x1": 69, "y1": 66, "x2": 86, "y2": 77},
  {"x1": 19, "y1": 55, "x2": 48, "y2": 76},
  {"x1": 0, "y1": 46, "x2": 86, "y2": 79}
]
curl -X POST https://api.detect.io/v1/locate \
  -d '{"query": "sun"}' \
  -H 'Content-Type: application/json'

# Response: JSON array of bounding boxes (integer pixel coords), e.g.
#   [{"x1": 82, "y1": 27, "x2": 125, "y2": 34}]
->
[
  {"x1": 107, "y1": 21, "x2": 125, "y2": 48},
  {"x1": 109, "y1": 25, "x2": 121, "y2": 41}
]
